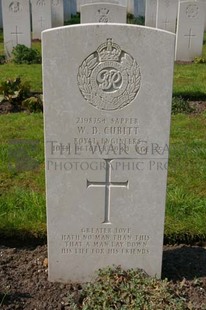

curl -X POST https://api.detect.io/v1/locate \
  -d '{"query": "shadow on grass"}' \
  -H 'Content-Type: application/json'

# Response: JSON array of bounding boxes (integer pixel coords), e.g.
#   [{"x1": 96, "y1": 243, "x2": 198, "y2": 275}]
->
[
  {"x1": 173, "y1": 91, "x2": 206, "y2": 101},
  {"x1": 162, "y1": 245, "x2": 206, "y2": 281},
  {"x1": 0, "y1": 230, "x2": 46, "y2": 249}
]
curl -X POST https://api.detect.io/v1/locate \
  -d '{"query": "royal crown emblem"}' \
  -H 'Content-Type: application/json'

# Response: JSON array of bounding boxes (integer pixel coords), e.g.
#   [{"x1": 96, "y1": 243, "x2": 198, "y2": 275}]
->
[
  {"x1": 98, "y1": 8, "x2": 110, "y2": 23},
  {"x1": 77, "y1": 39, "x2": 141, "y2": 111}
]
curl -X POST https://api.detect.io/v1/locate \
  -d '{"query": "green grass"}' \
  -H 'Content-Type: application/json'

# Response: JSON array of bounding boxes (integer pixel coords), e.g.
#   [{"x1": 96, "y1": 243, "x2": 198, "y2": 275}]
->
[
  {"x1": 165, "y1": 113, "x2": 206, "y2": 242},
  {"x1": 173, "y1": 63, "x2": 206, "y2": 99},
  {"x1": 0, "y1": 113, "x2": 45, "y2": 238},
  {"x1": 0, "y1": 63, "x2": 42, "y2": 92}
]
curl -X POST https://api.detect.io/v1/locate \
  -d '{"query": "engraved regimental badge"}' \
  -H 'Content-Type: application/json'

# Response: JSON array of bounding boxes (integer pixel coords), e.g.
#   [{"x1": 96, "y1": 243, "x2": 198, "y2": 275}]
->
[{"x1": 77, "y1": 39, "x2": 141, "y2": 111}]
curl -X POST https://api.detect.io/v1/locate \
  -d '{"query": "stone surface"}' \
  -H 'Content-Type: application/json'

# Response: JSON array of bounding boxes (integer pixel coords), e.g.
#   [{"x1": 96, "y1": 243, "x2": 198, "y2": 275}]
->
[
  {"x1": 81, "y1": 2, "x2": 127, "y2": 23},
  {"x1": 118, "y1": 0, "x2": 127, "y2": 6},
  {"x1": 43, "y1": 24, "x2": 175, "y2": 282},
  {"x1": 137, "y1": 0, "x2": 145, "y2": 17},
  {"x1": 31, "y1": 0, "x2": 52, "y2": 40},
  {"x1": 52, "y1": 0, "x2": 64, "y2": 27},
  {"x1": 127, "y1": 0, "x2": 138, "y2": 15},
  {"x1": 156, "y1": 0, "x2": 178, "y2": 33},
  {"x1": 77, "y1": 0, "x2": 119, "y2": 12},
  {"x1": 145, "y1": 0, "x2": 157, "y2": 27},
  {"x1": 2, "y1": 0, "x2": 31, "y2": 57},
  {"x1": 175, "y1": 0, "x2": 205, "y2": 61}
]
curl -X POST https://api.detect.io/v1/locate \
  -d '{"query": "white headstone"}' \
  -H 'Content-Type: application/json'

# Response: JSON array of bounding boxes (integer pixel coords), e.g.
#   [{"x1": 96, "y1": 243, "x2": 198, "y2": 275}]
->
[
  {"x1": 43, "y1": 23, "x2": 175, "y2": 283},
  {"x1": 175, "y1": 0, "x2": 205, "y2": 61},
  {"x1": 204, "y1": 0, "x2": 206, "y2": 31},
  {"x1": 156, "y1": 0, "x2": 178, "y2": 33},
  {"x1": 145, "y1": 0, "x2": 157, "y2": 27},
  {"x1": 0, "y1": 0, "x2": 3, "y2": 28},
  {"x1": 31, "y1": 0, "x2": 52, "y2": 40},
  {"x1": 2, "y1": 0, "x2": 31, "y2": 57},
  {"x1": 52, "y1": 0, "x2": 64, "y2": 27},
  {"x1": 81, "y1": 3, "x2": 127, "y2": 23},
  {"x1": 118, "y1": 0, "x2": 127, "y2": 6}
]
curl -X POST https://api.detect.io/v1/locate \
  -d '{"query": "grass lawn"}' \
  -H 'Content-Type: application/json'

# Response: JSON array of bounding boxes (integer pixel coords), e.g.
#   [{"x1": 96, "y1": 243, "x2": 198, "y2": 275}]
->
[{"x1": 0, "y1": 113, "x2": 46, "y2": 238}]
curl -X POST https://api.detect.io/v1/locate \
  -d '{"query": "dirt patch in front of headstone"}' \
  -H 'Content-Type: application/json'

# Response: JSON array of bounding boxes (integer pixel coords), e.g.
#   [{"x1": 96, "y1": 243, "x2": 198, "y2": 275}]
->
[
  {"x1": 189, "y1": 101, "x2": 206, "y2": 114},
  {"x1": 0, "y1": 243, "x2": 206, "y2": 309}
]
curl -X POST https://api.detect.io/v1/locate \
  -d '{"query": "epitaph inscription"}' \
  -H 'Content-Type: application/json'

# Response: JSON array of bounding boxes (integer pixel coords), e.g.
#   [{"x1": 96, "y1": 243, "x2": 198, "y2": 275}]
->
[
  {"x1": 61, "y1": 229, "x2": 150, "y2": 255},
  {"x1": 78, "y1": 39, "x2": 141, "y2": 111}
]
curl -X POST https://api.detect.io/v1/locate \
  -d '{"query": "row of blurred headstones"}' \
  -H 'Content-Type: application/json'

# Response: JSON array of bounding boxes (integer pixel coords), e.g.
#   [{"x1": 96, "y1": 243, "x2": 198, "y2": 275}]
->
[{"x1": 0, "y1": 0, "x2": 205, "y2": 61}]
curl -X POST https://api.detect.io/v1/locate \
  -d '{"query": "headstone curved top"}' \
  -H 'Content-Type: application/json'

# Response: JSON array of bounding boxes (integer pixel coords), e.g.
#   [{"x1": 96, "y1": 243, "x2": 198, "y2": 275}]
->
[
  {"x1": 77, "y1": 0, "x2": 120, "y2": 12},
  {"x1": 81, "y1": 2, "x2": 127, "y2": 23},
  {"x1": 42, "y1": 23, "x2": 175, "y2": 283}
]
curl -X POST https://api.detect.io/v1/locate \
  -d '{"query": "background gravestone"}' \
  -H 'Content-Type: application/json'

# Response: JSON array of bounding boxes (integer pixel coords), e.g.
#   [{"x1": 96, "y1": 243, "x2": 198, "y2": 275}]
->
[
  {"x1": 64, "y1": 0, "x2": 76, "y2": 20},
  {"x1": 127, "y1": 0, "x2": 138, "y2": 16},
  {"x1": 43, "y1": 23, "x2": 175, "y2": 282},
  {"x1": 2, "y1": 0, "x2": 31, "y2": 57},
  {"x1": 137, "y1": 0, "x2": 145, "y2": 17},
  {"x1": 52, "y1": 0, "x2": 64, "y2": 27},
  {"x1": 145, "y1": 0, "x2": 157, "y2": 27},
  {"x1": 156, "y1": 0, "x2": 178, "y2": 33},
  {"x1": 31, "y1": 0, "x2": 52, "y2": 40},
  {"x1": 77, "y1": 0, "x2": 119, "y2": 12},
  {"x1": 81, "y1": 3, "x2": 127, "y2": 23},
  {"x1": 175, "y1": 0, "x2": 204, "y2": 61},
  {"x1": 127, "y1": 0, "x2": 145, "y2": 17}
]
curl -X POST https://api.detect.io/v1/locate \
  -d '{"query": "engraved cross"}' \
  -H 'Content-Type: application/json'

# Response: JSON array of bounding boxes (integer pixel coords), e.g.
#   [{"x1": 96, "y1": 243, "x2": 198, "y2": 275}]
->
[
  {"x1": 162, "y1": 17, "x2": 171, "y2": 30},
  {"x1": 87, "y1": 159, "x2": 129, "y2": 224},
  {"x1": 39, "y1": 16, "x2": 45, "y2": 28},
  {"x1": 11, "y1": 26, "x2": 23, "y2": 45},
  {"x1": 184, "y1": 28, "x2": 196, "y2": 48}
]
